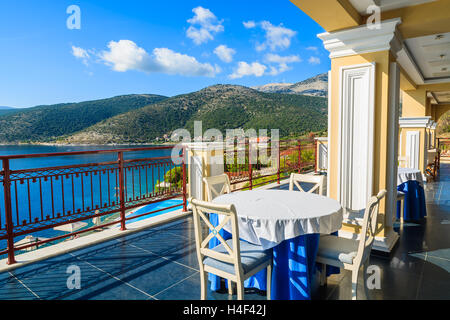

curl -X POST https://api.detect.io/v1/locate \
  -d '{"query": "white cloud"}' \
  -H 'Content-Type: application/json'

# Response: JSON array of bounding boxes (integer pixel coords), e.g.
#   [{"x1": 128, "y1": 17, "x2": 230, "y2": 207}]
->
[
  {"x1": 186, "y1": 7, "x2": 224, "y2": 45},
  {"x1": 243, "y1": 21, "x2": 256, "y2": 29},
  {"x1": 306, "y1": 46, "x2": 318, "y2": 51},
  {"x1": 265, "y1": 53, "x2": 301, "y2": 75},
  {"x1": 308, "y1": 56, "x2": 321, "y2": 65},
  {"x1": 99, "y1": 40, "x2": 219, "y2": 77},
  {"x1": 254, "y1": 21, "x2": 297, "y2": 52},
  {"x1": 72, "y1": 46, "x2": 90, "y2": 65},
  {"x1": 229, "y1": 61, "x2": 267, "y2": 79},
  {"x1": 214, "y1": 45, "x2": 236, "y2": 63}
]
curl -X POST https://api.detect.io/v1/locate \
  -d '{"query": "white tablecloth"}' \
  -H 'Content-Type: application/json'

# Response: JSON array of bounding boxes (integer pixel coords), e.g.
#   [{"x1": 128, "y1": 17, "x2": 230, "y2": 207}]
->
[
  {"x1": 397, "y1": 167, "x2": 424, "y2": 186},
  {"x1": 212, "y1": 190, "x2": 343, "y2": 249}
]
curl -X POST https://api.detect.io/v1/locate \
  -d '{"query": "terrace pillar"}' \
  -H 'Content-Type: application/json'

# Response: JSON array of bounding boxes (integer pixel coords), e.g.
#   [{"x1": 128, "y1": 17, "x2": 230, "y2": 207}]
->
[
  {"x1": 183, "y1": 142, "x2": 225, "y2": 202},
  {"x1": 314, "y1": 137, "x2": 328, "y2": 173},
  {"x1": 318, "y1": 18, "x2": 403, "y2": 252},
  {"x1": 398, "y1": 117, "x2": 432, "y2": 173}
]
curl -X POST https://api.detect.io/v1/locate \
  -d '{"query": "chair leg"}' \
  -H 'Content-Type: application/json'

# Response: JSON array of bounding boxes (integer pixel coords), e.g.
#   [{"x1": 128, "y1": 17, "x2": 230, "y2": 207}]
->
[
  {"x1": 363, "y1": 262, "x2": 370, "y2": 300},
  {"x1": 266, "y1": 263, "x2": 272, "y2": 300},
  {"x1": 227, "y1": 280, "x2": 233, "y2": 295},
  {"x1": 351, "y1": 268, "x2": 359, "y2": 300},
  {"x1": 320, "y1": 263, "x2": 327, "y2": 287},
  {"x1": 200, "y1": 271, "x2": 207, "y2": 300},
  {"x1": 237, "y1": 281, "x2": 244, "y2": 300}
]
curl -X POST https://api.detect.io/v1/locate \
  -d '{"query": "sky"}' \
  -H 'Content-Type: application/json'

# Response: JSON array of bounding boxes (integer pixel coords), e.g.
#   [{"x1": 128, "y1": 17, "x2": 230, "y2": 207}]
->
[{"x1": 0, "y1": 0, "x2": 329, "y2": 108}]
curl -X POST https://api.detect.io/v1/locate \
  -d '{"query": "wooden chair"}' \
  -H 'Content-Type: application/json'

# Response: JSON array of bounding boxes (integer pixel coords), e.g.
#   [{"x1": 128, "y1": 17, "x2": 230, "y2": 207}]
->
[
  {"x1": 203, "y1": 174, "x2": 231, "y2": 201},
  {"x1": 316, "y1": 190, "x2": 387, "y2": 300},
  {"x1": 190, "y1": 198, "x2": 272, "y2": 300},
  {"x1": 289, "y1": 173, "x2": 325, "y2": 196}
]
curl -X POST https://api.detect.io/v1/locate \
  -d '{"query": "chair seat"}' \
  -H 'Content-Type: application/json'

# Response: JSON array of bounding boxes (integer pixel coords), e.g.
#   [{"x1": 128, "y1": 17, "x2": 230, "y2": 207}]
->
[
  {"x1": 204, "y1": 240, "x2": 271, "y2": 275},
  {"x1": 317, "y1": 235, "x2": 359, "y2": 265}
]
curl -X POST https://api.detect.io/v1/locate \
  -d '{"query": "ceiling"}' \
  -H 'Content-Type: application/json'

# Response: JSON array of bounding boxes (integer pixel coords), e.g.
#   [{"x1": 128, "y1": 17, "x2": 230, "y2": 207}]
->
[
  {"x1": 405, "y1": 32, "x2": 450, "y2": 81},
  {"x1": 348, "y1": 0, "x2": 436, "y2": 14},
  {"x1": 429, "y1": 91, "x2": 450, "y2": 104}
]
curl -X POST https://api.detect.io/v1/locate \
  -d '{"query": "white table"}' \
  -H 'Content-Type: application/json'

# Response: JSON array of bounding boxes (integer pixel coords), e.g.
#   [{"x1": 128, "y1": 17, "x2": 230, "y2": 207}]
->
[
  {"x1": 212, "y1": 189, "x2": 343, "y2": 250},
  {"x1": 398, "y1": 167, "x2": 424, "y2": 187}
]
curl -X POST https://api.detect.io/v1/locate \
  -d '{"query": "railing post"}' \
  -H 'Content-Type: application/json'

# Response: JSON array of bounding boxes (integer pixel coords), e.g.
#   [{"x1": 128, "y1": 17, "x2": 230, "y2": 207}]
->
[
  {"x1": 298, "y1": 140, "x2": 302, "y2": 174},
  {"x1": 2, "y1": 159, "x2": 16, "y2": 265},
  {"x1": 182, "y1": 147, "x2": 187, "y2": 212},
  {"x1": 118, "y1": 152, "x2": 126, "y2": 231},
  {"x1": 314, "y1": 139, "x2": 318, "y2": 173},
  {"x1": 277, "y1": 140, "x2": 281, "y2": 185},
  {"x1": 248, "y1": 142, "x2": 253, "y2": 190}
]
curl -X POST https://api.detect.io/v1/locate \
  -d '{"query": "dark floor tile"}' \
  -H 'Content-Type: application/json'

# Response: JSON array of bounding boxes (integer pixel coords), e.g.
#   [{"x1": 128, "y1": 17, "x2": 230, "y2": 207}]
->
[
  {"x1": 13, "y1": 257, "x2": 112, "y2": 300},
  {"x1": 416, "y1": 278, "x2": 450, "y2": 300},
  {"x1": 0, "y1": 274, "x2": 38, "y2": 300},
  {"x1": 65, "y1": 276, "x2": 154, "y2": 300},
  {"x1": 117, "y1": 256, "x2": 198, "y2": 296}
]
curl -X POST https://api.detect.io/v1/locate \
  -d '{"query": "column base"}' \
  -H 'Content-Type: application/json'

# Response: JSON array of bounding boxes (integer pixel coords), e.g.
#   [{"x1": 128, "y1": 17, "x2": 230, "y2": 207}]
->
[{"x1": 338, "y1": 228, "x2": 399, "y2": 253}]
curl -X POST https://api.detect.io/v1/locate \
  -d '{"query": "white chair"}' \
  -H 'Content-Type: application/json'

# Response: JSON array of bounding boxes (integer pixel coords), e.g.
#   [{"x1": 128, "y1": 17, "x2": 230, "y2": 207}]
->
[
  {"x1": 190, "y1": 198, "x2": 272, "y2": 300},
  {"x1": 289, "y1": 173, "x2": 325, "y2": 195},
  {"x1": 203, "y1": 174, "x2": 231, "y2": 201},
  {"x1": 397, "y1": 191, "x2": 405, "y2": 226},
  {"x1": 316, "y1": 190, "x2": 387, "y2": 300}
]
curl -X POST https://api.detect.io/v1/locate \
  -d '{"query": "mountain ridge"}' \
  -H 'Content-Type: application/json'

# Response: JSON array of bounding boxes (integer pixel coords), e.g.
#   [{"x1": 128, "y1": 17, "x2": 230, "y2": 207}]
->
[
  {"x1": 252, "y1": 73, "x2": 328, "y2": 97},
  {"x1": 61, "y1": 84, "x2": 328, "y2": 144}
]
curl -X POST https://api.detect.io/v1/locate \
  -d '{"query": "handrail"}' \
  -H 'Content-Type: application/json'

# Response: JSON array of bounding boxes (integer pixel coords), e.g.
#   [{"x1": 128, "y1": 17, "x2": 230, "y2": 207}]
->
[{"x1": 0, "y1": 145, "x2": 186, "y2": 265}]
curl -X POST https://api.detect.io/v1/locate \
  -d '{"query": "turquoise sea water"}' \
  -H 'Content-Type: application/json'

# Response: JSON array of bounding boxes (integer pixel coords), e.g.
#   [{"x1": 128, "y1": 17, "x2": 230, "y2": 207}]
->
[{"x1": 0, "y1": 145, "x2": 182, "y2": 256}]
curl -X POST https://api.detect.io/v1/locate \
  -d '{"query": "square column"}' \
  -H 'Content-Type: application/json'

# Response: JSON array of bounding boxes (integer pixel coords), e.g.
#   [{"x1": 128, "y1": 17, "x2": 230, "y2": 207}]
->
[
  {"x1": 318, "y1": 18, "x2": 403, "y2": 252},
  {"x1": 398, "y1": 117, "x2": 432, "y2": 173},
  {"x1": 183, "y1": 142, "x2": 225, "y2": 201}
]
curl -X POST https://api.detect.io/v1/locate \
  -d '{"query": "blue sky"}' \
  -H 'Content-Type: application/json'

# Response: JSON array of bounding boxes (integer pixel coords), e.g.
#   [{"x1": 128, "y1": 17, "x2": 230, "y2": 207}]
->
[{"x1": 0, "y1": 0, "x2": 328, "y2": 108}]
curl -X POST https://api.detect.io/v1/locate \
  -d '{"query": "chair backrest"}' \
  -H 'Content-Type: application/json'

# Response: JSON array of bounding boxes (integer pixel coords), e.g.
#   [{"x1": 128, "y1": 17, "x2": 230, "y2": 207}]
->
[
  {"x1": 203, "y1": 174, "x2": 231, "y2": 201},
  {"x1": 289, "y1": 173, "x2": 325, "y2": 195},
  {"x1": 355, "y1": 190, "x2": 387, "y2": 265},
  {"x1": 190, "y1": 198, "x2": 243, "y2": 278}
]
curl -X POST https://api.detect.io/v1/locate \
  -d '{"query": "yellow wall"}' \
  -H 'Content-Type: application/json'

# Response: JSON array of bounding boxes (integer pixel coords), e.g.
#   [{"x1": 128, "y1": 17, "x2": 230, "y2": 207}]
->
[{"x1": 402, "y1": 88, "x2": 427, "y2": 117}]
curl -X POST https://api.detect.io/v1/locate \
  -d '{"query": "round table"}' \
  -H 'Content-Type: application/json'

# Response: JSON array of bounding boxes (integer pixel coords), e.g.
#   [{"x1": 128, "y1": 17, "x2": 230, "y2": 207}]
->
[
  {"x1": 397, "y1": 167, "x2": 427, "y2": 221},
  {"x1": 213, "y1": 189, "x2": 343, "y2": 249},
  {"x1": 210, "y1": 189, "x2": 343, "y2": 300},
  {"x1": 397, "y1": 167, "x2": 424, "y2": 186}
]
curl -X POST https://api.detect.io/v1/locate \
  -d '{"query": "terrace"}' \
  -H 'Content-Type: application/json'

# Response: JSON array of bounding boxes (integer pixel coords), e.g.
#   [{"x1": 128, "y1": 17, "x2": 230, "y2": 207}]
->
[
  {"x1": 0, "y1": 162, "x2": 448, "y2": 300},
  {"x1": 1, "y1": 0, "x2": 450, "y2": 301}
]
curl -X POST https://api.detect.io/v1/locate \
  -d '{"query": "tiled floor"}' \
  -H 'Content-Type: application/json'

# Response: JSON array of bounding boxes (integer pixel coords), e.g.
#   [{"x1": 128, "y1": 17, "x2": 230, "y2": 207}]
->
[{"x1": 1, "y1": 166, "x2": 449, "y2": 300}]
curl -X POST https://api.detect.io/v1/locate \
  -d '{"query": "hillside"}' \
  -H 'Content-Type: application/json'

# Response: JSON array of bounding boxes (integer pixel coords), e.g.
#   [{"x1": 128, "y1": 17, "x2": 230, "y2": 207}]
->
[
  {"x1": 0, "y1": 94, "x2": 167, "y2": 143},
  {"x1": 437, "y1": 110, "x2": 450, "y2": 137},
  {"x1": 63, "y1": 85, "x2": 328, "y2": 144},
  {"x1": 253, "y1": 73, "x2": 328, "y2": 97}
]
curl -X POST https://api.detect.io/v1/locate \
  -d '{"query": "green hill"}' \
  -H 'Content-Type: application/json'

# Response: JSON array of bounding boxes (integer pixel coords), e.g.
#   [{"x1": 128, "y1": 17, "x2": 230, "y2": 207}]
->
[
  {"x1": 0, "y1": 94, "x2": 167, "y2": 143},
  {"x1": 63, "y1": 85, "x2": 327, "y2": 144}
]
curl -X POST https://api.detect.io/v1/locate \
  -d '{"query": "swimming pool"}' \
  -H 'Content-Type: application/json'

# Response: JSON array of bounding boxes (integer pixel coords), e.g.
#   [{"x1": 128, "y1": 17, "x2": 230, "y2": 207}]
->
[{"x1": 125, "y1": 198, "x2": 185, "y2": 223}]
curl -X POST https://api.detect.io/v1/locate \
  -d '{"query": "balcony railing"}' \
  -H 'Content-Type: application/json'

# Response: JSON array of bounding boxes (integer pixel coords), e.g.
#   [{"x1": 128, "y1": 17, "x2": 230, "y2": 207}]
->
[
  {"x1": 0, "y1": 146, "x2": 187, "y2": 265},
  {"x1": 225, "y1": 139, "x2": 317, "y2": 191}
]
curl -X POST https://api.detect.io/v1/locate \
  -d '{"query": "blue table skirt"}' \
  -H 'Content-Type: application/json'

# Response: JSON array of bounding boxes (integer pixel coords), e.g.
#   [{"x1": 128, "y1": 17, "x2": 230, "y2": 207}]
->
[
  {"x1": 208, "y1": 213, "x2": 339, "y2": 300},
  {"x1": 397, "y1": 180, "x2": 427, "y2": 221}
]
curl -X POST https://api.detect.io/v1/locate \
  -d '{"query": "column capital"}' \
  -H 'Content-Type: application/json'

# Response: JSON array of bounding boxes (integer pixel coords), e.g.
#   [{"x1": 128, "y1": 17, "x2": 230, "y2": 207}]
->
[
  {"x1": 399, "y1": 116, "x2": 432, "y2": 128},
  {"x1": 317, "y1": 18, "x2": 402, "y2": 59}
]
